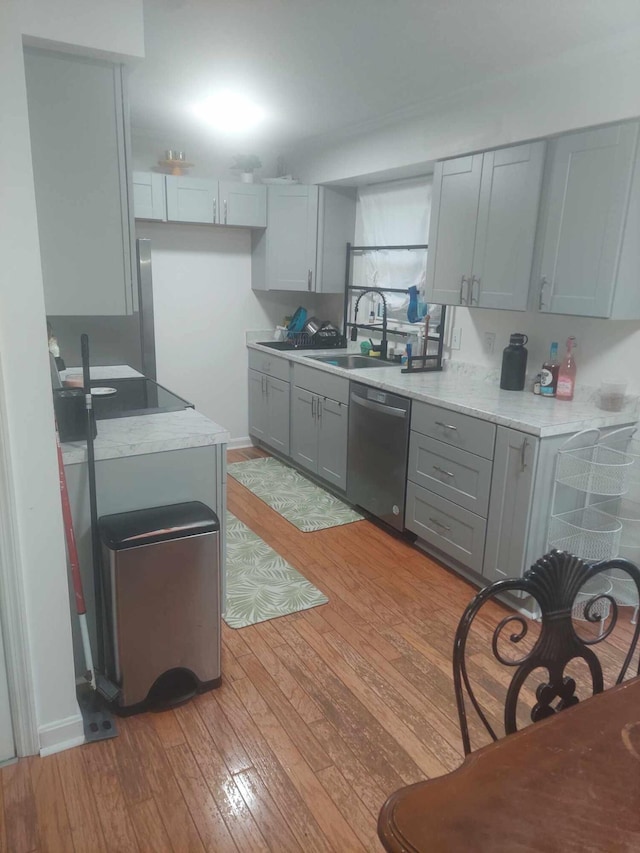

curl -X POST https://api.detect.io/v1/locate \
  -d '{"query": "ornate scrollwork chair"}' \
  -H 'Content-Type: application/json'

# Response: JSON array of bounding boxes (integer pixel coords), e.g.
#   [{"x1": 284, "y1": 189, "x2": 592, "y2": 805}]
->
[{"x1": 453, "y1": 549, "x2": 640, "y2": 755}]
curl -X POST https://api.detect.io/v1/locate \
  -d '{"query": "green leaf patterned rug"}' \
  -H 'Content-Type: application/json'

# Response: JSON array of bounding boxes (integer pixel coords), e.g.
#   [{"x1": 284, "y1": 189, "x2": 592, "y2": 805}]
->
[
  {"x1": 228, "y1": 457, "x2": 363, "y2": 531},
  {"x1": 224, "y1": 512, "x2": 328, "y2": 629}
]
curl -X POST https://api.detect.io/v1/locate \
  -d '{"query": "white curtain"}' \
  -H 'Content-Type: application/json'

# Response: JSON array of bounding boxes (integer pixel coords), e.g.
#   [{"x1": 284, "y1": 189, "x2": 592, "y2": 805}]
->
[{"x1": 353, "y1": 176, "x2": 432, "y2": 320}]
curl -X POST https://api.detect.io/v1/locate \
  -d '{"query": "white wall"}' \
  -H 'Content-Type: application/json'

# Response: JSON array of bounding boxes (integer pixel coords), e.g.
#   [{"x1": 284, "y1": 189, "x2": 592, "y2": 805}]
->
[
  {"x1": 447, "y1": 307, "x2": 640, "y2": 394},
  {"x1": 1, "y1": 0, "x2": 81, "y2": 753},
  {"x1": 132, "y1": 127, "x2": 281, "y2": 182},
  {"x1": 20, "y1": 0, "x2": 144, "y2": 61},
  {"x1": 137, "y1": 222, "x2": 338, "y2": 441},
  {"x1": 290, "y1": 32, "x2": 640, "y2": 185}
]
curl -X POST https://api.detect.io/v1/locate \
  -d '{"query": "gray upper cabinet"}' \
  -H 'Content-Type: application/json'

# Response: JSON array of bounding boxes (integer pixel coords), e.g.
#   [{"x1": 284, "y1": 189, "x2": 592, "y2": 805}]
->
[
  {"x1": 24, "y1": 48, "x2": 135, "y2": 316},
  {"x1": 133, "y1": 171, "x2": 166, "y2": 221},
  {"x1": 218, "y1": 181, "x2": 266, "y2": 227},
  {"x1": 252, "y1": 185, "x2": 356, "y2": 293},
  {"x1": 426, "y1": 154, "x2": 482, "y2": 306},
  {"x1": 165, "y1": 176, "x2": 218, "y2": 224},
  {"x1": 426, "y1": 142, "x2": 545, "y2": 310},
  {"x1": 535, "y1": 121, "x2": 640, "y2": 318},
  {"x1": 471, "y1": 142, "x2": 546, "y2": 310},
  {"x1": 137, "y1": 174, "x2": 266, "y2": 226}
]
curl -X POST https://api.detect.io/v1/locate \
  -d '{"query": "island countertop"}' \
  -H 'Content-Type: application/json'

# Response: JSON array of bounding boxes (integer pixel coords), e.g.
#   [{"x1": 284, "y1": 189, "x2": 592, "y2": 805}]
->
[
  {"x1": 60, "y1": 366, "x2": 229, "y2": 464},
  {"x1": 247, "y1": 343, "x2": 638, "y2": 438}
]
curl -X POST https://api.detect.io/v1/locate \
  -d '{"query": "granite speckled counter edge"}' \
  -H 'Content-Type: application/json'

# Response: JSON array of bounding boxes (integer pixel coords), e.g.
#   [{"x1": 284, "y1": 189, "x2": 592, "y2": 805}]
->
[{"x1": 247, "y1": 342, "x2": 638, "y2": 438}]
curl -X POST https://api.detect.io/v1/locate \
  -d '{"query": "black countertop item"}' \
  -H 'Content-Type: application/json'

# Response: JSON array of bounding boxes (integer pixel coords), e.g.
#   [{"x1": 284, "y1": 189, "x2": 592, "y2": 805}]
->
[{"x1": 90, "y1": 377, "x2": 194, "y2": 420}]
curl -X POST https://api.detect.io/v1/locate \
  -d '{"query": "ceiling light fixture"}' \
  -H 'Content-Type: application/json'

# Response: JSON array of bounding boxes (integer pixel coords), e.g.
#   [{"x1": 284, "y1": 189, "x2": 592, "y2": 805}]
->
[{"x1": 191, "y1": 91, "x2": 266, "y2": 134}]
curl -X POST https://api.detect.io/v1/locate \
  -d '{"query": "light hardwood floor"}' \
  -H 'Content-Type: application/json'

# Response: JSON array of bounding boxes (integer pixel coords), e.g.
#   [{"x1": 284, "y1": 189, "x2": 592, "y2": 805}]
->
[{"x1": 1, "y1": 446, "x2": 636, "y2": 852}]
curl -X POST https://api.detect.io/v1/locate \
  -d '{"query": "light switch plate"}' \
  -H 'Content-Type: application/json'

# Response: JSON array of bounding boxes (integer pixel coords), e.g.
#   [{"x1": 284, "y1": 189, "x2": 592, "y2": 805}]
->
[{"x1": 451, "y1": 327, "x2": 462, "y2": 350}]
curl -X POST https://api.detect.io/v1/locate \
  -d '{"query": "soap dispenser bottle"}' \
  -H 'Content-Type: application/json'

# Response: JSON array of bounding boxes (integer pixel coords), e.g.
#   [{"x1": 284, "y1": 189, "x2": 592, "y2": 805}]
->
[
  {"x1": 556, "y1": 337, "x2": 577, "y2": 401},
  {"x1": 500, "y1": 333, "x2": 529, "y2": 391}
]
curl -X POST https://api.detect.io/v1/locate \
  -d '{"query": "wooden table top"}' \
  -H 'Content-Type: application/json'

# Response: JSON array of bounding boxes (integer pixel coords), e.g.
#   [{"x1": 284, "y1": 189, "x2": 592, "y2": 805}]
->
[{"x1": 378, "y1": 678, "x2": 640, "y2": 852}]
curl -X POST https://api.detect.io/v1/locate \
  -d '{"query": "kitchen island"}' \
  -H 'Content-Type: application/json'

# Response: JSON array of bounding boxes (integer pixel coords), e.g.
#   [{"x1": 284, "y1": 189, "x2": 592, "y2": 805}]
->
[{"x1": 61, "y1": 366, "x2": 229, "y2": 677}]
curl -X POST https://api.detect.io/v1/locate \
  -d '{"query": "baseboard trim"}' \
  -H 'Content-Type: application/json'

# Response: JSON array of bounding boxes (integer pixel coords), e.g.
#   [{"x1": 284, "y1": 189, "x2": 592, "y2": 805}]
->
[
  {"x1": 38, "y1": 713, "x2": 84, "y2": 756},
  {"x1": 228, "y1": 436, "x2": 253, "y2": 449}
]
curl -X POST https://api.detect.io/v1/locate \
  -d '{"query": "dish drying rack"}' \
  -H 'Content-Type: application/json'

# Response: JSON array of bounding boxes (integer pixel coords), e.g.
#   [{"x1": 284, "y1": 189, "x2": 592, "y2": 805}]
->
[
  {"x1": 342, "y1": 242, "x2": 446, "y2": 373},
  {"x1": 547, "y1": 426, "x2": 640, "y2": 626}
]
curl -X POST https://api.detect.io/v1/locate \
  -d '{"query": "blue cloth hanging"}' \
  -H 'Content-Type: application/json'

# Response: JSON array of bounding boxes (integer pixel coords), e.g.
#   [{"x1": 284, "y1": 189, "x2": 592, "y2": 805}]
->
[{"x1": 407, "y1": 286, "x2": 419, "y2": 323}]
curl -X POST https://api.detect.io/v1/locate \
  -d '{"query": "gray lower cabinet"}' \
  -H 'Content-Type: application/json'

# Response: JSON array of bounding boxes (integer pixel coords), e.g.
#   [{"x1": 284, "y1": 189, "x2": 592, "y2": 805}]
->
[
  {"x1": 24, "y1": 48, "x2": 135, "y2": 316},
  {"x1": 405, "y1": 482, "x2": 487, "y2": 573},
  {"x1": 291, "y1": 386, "x2": 348, "y2": 490},
  {"x1": 248, "y1": 369, "x2": 290, "y2": 455},
  {"x1": 483, "y1": 427, "x2": 539, "y2": 583},
  {"x1": 405, "y1": 400, "x2": 494, "y2": 574}
]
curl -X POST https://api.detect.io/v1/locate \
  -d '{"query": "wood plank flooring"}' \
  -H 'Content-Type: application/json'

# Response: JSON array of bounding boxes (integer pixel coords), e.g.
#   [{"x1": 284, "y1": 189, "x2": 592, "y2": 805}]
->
[{"x1": 2, "y1": 445, "x2": 637, "y2": 852}]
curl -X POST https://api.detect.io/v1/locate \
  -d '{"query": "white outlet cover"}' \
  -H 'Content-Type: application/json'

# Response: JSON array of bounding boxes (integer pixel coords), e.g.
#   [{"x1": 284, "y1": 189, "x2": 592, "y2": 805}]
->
[
  {"x1": 484, "y1": 332, "x2": 496, "y2": 354},
  {"x1": 452, "y1": 328, "x2": 462, "y2": 349}
]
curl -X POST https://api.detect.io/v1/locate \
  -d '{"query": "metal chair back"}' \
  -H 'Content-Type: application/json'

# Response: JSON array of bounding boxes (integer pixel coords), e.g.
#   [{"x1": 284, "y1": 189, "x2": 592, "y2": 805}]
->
[{"x1": 453, "y1": 549, "x2": 640, "y2": 755}]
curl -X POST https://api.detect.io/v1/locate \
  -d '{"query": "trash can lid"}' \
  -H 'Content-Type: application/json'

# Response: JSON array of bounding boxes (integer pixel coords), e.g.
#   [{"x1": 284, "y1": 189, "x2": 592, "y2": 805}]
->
[{"x1": 99, "y1": 501, "x2": 220, "y2": 551}]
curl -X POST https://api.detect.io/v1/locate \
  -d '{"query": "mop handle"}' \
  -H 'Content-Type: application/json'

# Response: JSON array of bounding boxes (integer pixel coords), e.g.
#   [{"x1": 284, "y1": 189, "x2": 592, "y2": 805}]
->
[{"x1": 55, "y1": 424, "x2": 86, "y2": 615}]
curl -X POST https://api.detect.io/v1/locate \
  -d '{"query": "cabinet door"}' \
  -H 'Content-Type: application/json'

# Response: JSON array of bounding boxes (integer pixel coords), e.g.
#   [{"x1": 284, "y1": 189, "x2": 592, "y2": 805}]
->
[
  {"x1": 165, "y1": 176, "x2": 218, "y2": 224},
  {"x1": 218, "y1": 181, "x2": 266, "y2": 227},
  {"x1": 538, "y1": 122, "x2": 639, "y2": 317},
  {"x1": 318, "y1": 398, "x2": 348, "y2": 490},
  {"x1": 264, "y1": 185, "x2": 319, "y2": 291},
  {"x1": 248, "y1": 370, "x2": 267, "y2": 441},
  {"x1": 483, "y1": 427, "x2": 538, "y2": 583},
  {"x1": 133, "y1": 171, "x2": 166, "y2": 220},
  {"x1": 425, "y1": 155, "x2": 483, "y2": 306},
  {"x1": 291, "y1": 387, "x2": 318, "y2": 474},
  {"x1": 24, "y1": 49, "x2": 134, "y2": 316},
  {"x1": 266, "y1": 377, "x2": 290, "y2": 455},
  {"x1": 472, "y1": 142, "x2": 546, "y2": 310}
]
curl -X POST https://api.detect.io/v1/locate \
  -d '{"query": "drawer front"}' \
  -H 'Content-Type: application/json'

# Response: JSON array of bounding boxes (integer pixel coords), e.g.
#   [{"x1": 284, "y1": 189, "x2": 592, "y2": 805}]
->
[
  {"x1": 405, "y1": 482, "x2": 487, "y2": 573},
  {"x1": 292, "y1": 364, "x2": 349, "y2": 405},
  {"x1": 408, "y1": 432, "x2": 492, "y2": 516},
  {"x1": 411, "y1": 400, "x2": 496, "y2": 460},
  {"x1": 248, "y1": 350, "x2": 290, "y2": 382}
]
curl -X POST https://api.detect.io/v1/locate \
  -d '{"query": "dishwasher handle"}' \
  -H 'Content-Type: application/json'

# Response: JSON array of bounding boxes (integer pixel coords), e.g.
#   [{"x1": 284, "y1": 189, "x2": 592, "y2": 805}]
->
[{"x1": 350, "y1": 393, "x2": 408, "y2": 419}]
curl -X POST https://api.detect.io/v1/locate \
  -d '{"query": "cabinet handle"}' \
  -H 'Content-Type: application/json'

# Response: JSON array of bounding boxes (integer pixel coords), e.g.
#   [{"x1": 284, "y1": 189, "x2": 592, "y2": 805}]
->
[
  {"x1": 459, "y1": 275, "x2": 470, "y2": 305},
  {"x1": 429, "y1": 517, "x2": 452, "y2": 532},
  {"x1": 520, "y1": 437, "x2": 528, "y2": 473},
  {"x1": 471, "y1": 275, "x2": 480, "y2": 306},
  {"x1": 318, "y1": 398, "x2": 322, "y2": 421},
  {"x1": 307, "y1": 269, "x2": 313, "y2": 291},
  {"x1": 435, "y1": 420, "x2": 457, "y2": 431},
  {"x1": 311, "y1": 396, "x2": 316, "y2": 418},
  {"x1": 213, "y1": 199, "x2": 217, "y2": 224},
  {"x1": 261, "y1": 375, "x2": 266, "y2": 393},
  {"x1": 433, "y1": 465, "x2": 454, "y2": 478},
  {"x1": 224, "y1": 199, "x2": 228, "y2": 225},
  {"x1": 539, "y1": 276, "x2": 547, "y2": 310}
]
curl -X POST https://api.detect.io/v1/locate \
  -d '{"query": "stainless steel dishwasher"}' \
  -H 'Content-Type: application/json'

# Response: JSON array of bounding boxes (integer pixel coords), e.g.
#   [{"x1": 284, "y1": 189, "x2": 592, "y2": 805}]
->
[{"x1": 347, "y1": 382, "x2": 411, "y2": 532}]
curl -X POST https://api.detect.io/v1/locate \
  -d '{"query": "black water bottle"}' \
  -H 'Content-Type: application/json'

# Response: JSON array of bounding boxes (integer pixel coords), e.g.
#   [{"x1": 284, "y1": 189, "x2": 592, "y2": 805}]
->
[{"x1": 500, "y1": 333, "x2": 528, "y2": 391}]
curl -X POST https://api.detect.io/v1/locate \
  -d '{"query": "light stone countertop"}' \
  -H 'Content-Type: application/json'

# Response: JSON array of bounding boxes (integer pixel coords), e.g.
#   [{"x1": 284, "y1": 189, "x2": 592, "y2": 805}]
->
[
  {"x1": 61, "y1": 366, "x2": 229, "y2": 465},
  {"x1": 248, "y1": 342, "x2": 638, "y2": 438}
]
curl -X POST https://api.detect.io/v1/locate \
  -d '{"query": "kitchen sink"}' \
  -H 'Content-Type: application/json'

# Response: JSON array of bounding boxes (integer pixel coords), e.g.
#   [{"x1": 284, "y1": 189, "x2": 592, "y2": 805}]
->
[{"x1": 306, "y1": 354, "x2": 391, "y2": 369}]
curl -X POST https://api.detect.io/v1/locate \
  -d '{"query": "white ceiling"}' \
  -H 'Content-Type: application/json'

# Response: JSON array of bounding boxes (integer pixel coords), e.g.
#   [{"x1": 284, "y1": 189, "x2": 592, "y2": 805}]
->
[{"x1": 130, "y1": 0, "x2": 640, "y2": 151}]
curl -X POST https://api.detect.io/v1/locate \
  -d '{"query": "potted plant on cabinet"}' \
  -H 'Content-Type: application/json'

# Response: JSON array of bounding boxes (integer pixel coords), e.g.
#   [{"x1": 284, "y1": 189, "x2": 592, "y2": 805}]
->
[{"x1": 231, "y1": 154, "x2": 262, "y2": 183}]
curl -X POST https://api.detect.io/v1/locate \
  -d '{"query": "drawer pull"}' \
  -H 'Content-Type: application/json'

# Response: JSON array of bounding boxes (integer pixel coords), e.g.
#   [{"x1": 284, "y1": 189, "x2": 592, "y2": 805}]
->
[
  {"x1": 435, "y1": 420, "x2": 458, "y2": 431},
  {"x1": 429, "y1": 517, "x2": 452, "y2": 532},
  {"x1": 433, "y1": 465, "x2": 454, "y2": 478}
]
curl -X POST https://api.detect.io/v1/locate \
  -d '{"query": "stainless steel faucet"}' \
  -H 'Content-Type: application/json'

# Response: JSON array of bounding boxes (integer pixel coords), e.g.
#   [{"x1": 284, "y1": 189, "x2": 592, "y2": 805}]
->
[{"x1": 351, "y1": 289, "x2": 389, "y2": 360}]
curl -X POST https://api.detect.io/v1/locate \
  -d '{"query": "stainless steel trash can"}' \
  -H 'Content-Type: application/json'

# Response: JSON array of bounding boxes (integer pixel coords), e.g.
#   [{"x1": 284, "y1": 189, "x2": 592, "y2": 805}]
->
[{"x1": 99, "y1": 501, "x2": 221, "y2": 713}]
